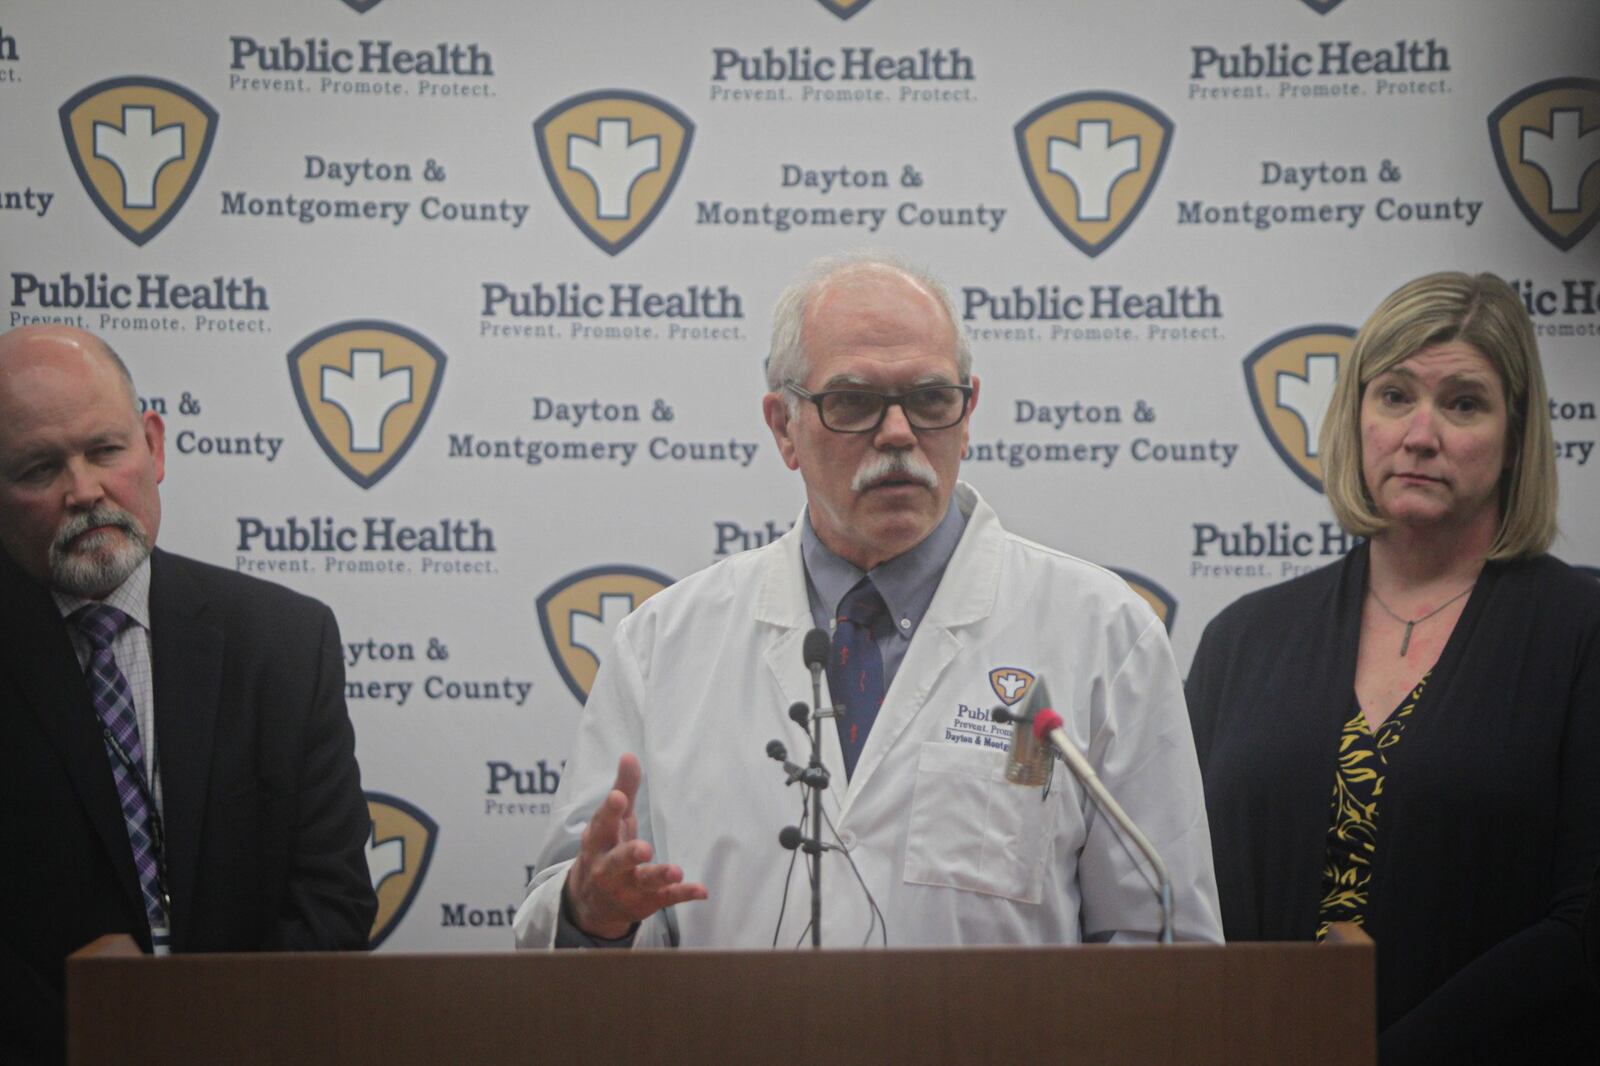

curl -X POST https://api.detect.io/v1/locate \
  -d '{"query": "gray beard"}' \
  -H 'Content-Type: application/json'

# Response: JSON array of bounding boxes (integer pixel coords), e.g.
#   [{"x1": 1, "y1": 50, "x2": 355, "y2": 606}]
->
[{"x1": 49, "y1": 508, "x2": 152, "y2": 598}]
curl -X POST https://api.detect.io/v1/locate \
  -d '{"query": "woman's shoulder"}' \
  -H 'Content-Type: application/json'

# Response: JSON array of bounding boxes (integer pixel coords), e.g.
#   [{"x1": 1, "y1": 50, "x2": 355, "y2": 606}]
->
[
  {"x1": 1493, "y1": 553, "x2": 1600, "y2": 618},
  {"x1": 1203, "y1": 552, "x2": 1355, "y2": 640}
]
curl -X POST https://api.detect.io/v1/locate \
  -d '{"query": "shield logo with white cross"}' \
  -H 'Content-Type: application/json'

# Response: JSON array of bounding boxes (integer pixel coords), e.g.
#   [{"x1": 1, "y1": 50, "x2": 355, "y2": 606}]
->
[
  {"x1": 537, "y1": 566, "x2": 675, "y2": 703},
  {"x1": 365, "y1": 793, "x2": 437, "y2": 949},
  {"x1": 59, "y1": 76, "x2": 218, "y2": 246},
  {"x1": 1015, "y1": 91, "x2": 1173, "y2": 257},
  {"x1": 1242, "y1": 325, "x2": 1356, "y2": 493},
  {"x1": 533, "y1": 90, "x2": 694, "y2": 255},
  {"x1": 815, "y1": 0, "x2": 874, "y2": 18},
  {"x1": 1108, "y1": 568, "x2": 1178, "y2": 634},
  {"x1": 1488, "y1": 78, "x2": 1600, "y2": 252},
  {"x1": 287, "y1": 321, "x2": 446, "y2": 489},
  {"x1": 988, "y1": 667, "x2": 1036, "y2": 707}
]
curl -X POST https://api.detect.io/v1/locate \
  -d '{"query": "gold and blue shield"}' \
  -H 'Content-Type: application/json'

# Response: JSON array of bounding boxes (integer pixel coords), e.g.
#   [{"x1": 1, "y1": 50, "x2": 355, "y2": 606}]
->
[
  {"x1": 287, "y1": 320, "x2": 446, "y2": 490},
  {"x1": 1488, "y1": 78, "x2": 1600, "y2": 252},
  {"x1": 1108, "y1": 568, "x2": 1178, "y2": 634},
  {"x1": 537, "y1": 565, "x2": 674, "y2": 703},
  {"x1": 988, "y1": 667, "x2": 1036, "y2": 707},
  {"x1": 815, "y1": 0, "x2": 874, "y2": 18},
  {"x1": 533, "y1": 90, "x2": 694, "y2": 256},
  {"x1": 1015, "y1": 92, "x2": 1173, "y2": 258},
  {"x1": 365, "y1": 792, "x2": 438, "y2": 949},
  {"x1": 59, "y1": 76, "x2": 218, "y2": 246},
  {"x1": 1243, "y1": 325, "x2": 1355, "y2": 493}
]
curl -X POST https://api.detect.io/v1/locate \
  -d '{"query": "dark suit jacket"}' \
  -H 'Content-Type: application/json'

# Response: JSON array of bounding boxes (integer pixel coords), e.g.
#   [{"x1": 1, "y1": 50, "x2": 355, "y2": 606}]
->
[
  {"x1": 0, "y1": 547, "x2": 376, "y2": 1064},
  {"x1": 1186, "y1": 544, "x2": 1600, "y2": 1065}
]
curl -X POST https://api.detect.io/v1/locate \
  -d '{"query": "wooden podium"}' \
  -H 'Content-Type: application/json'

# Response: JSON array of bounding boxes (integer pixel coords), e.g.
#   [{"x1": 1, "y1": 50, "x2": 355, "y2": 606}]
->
[{"x1": 69, "y1": 926, "x2": 1373, "y2": 1065}]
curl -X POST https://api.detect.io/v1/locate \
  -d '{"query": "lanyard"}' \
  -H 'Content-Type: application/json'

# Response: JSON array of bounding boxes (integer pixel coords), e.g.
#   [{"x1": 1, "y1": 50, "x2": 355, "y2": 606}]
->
[{"x1": 101, "y1": 726, "x2": 173, "y2": 919}]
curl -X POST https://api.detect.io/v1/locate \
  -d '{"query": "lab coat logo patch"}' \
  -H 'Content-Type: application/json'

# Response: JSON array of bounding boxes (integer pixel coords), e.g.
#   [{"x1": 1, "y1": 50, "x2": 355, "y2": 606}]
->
[
  {"x1": 59, "y1": 76, "x2": 218, "y2": 246},
  {"x1": 1015, "y1": 91, "x2": 1173, "y2": 257},
  {"x1": 1109, "y1": 568, "x2": 1178, "y2": 633},
  {"x1": 537, "y1": 565, "x2": 675, "y2": 703},
  {"x1": 1488, "y1": 79, "x2": 1600, "y2": 251},
  {"x1": 287, "y1": 320, "x2": 446, "y2": 489},
  {"x1": 989, "y1": 667, "x2": 1036, "y2": 707},
  {"x1": 365, "y1": 792, "x2": 438, "y2": 948},
  {"x1": 1242, "y1": 325, "x2": 1355, "y2": 493},
  {"x1": 533, "y1": 90, "x2": 695, "y2": 255},
  {"x1": 815, "y1": 0, "x2": 874, "y2": 19}
]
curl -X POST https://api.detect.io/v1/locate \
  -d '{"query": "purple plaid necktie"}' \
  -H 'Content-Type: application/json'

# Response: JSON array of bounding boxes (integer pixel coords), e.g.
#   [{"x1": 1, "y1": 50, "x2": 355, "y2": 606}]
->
[
  {"x1": 828, "y1": 578, "x2": 887, "y2": 780},
  {"x1": 71, "y1": 604, "x2": 166, "y2": 932}
]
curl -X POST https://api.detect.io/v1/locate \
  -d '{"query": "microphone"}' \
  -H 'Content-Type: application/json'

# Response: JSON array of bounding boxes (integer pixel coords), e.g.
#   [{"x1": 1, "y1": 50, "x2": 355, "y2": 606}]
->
[
  {"x1": 802, "y1": 628, "x2": 829, "y2": 670},
  {"x1": 798, "y1": 628, "x2": 833, "y2": 948},
  {"x1": 802, "y1": 628, "x2": 829, "y2": 718},
  {"x1": 766, "y1": 739, "x2": 809, "y2": 786},
  {"x1": 1027, "y1": 699, "x2": 1176, "y2": 945},
  {"x1": 994, "y1": 683, "x2": 1053, "y2": 787},
  {"x1": 789, "y1": 701, "x2": 810, "y2": 729},
  {"x1": 778, "y1": 825, "x2": 843, "y2": 854}
]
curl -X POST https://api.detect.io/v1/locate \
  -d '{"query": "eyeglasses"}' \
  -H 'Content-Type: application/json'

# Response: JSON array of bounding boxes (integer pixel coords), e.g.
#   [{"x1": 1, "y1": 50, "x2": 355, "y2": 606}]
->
[{"x1": 785, "y1": 382, "x2": 974, "y2": 434}]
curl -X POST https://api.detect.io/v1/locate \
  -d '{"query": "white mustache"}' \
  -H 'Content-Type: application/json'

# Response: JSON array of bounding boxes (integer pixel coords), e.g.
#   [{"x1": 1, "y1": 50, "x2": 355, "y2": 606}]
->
[
  {"x1": 851, "y1": 450, "x2": 938, "y2": 493},
  {"x1": 53, "y1": 505, "x2": 143, "y2": 553}
]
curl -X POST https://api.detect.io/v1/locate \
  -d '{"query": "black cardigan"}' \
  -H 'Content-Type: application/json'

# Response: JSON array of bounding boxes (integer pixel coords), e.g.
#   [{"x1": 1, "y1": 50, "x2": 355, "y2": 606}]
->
[{"x1": 1186, "y1": 544, "x2": 1600, "y2": 1064}]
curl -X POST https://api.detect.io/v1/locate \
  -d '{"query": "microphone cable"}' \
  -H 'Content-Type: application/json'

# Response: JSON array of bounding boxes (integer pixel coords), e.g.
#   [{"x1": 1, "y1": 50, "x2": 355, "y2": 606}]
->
[
  {"x1": 819, "y1": 805, "x2": 888, "y2": 948},
  {"x1": 770, "y1": 789, "x2": 810, "y2": 948}
]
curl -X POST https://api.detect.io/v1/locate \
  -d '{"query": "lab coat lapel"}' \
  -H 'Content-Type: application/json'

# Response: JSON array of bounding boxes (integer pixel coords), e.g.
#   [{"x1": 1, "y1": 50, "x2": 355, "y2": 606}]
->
[{"x1": 755, "y1": 525, "x2": 847, "y2": 824}]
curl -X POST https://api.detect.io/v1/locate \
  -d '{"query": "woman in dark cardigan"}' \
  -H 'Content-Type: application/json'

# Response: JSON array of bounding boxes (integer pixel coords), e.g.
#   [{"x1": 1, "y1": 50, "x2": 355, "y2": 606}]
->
[{"x1": 1187, "y1": 272, "x2": 1599, "y2": 1064}]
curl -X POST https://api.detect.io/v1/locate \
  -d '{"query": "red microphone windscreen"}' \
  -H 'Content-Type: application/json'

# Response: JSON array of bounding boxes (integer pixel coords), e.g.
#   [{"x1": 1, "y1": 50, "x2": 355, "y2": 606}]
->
[{"x1": 1032, "y1": 708, "x2": 1064, "y2": 741}]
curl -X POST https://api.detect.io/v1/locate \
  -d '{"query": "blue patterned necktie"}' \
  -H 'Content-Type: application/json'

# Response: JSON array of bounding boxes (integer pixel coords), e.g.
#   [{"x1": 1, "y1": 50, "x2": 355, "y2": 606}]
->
[
  {"x1": 828, "y1": 578, "x2": 888, "y2": 780},
  {"x1": 71, "y1": 604, "x2": 167, "y2": 937}
]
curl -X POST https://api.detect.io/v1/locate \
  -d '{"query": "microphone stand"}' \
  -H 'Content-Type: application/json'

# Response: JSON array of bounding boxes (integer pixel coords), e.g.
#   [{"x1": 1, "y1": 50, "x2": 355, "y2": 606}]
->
[
  {"x1": 806, "y1": 665, "x2": 826, "y2": 948},
  {"x1": 801, "y1": 628, "x2": 831, "y2": 949}
]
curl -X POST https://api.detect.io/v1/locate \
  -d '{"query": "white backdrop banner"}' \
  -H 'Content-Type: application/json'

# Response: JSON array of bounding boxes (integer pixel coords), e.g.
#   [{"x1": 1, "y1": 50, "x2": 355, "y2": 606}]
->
[{"x1": 2, "y1": 0, "x2": 1596, "y2": 950}]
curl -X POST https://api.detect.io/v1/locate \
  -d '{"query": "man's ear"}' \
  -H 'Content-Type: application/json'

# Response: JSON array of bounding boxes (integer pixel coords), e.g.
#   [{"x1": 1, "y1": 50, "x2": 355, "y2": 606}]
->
[
  {"x1": 142, "y1": 410, "x2": 167, "y2": 484},
  {"x1": 958, "y1": 373, "x2": 980, "y2": 453},
  {"x1": 762, "y1": 392, "x2": 801, "y2": 471}
]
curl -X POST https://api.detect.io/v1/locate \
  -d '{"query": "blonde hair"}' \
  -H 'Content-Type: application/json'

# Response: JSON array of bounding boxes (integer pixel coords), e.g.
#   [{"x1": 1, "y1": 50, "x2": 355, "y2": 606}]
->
[{"x1": 1319, "y1": 271, "x2": 1557, "y2": 559}]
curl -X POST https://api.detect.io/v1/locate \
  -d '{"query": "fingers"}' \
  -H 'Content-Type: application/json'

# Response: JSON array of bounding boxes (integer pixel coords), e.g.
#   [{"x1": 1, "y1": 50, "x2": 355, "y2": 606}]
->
[
  {"x1": 583, "y1": 754, "x2": 643, "y2": 854},
  {"x1": 601, "y1": 860, "x2": 708, "y2": 910},
  {"x1": 567, "y1": 854, "x2": 708, "y2": 938},
  {"x1": 565, "y1": 753, "x2": 707, "y2": 938},
  {"x1": 611, "y1": 752, "x2": 642, "y2": 804}
]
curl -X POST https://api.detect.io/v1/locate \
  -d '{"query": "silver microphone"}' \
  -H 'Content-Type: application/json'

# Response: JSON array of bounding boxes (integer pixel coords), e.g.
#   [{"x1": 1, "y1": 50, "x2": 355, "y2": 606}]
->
[
  {"x1": 992, "y1": 680, "x2": 1054, "y2": 787},
  {"x1": 996, "y1": 677, "x2": 1175, "y2": 945}
]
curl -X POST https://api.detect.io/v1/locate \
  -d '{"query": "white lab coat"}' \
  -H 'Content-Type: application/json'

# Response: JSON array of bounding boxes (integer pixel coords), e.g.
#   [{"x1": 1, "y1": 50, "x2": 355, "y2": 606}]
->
[{"x1": 514, "y1": 484, "x2": 1221, "y2": 949}]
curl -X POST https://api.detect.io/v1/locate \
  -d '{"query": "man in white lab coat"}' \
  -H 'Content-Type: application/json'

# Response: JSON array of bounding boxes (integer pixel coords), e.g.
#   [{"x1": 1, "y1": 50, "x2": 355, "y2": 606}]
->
[{"x1": 515, "y1": 252, "x2": 1221, "y2": 949}]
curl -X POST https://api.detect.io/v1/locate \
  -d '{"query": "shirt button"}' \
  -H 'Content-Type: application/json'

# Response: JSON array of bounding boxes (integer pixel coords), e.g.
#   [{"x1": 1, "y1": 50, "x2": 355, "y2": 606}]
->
[
  {"x1": 899, "y1": 618, "x2": 911, "y2": 629},
  {"x1": 838, "y1": 829, "x2": 857, "y2": 849}
]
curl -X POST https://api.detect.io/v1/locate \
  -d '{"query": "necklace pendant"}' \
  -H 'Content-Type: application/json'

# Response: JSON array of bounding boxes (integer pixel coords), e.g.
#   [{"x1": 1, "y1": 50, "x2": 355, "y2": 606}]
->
[{"x1": 1399, "y1": 622, "x2": 1414, "y2": 657}]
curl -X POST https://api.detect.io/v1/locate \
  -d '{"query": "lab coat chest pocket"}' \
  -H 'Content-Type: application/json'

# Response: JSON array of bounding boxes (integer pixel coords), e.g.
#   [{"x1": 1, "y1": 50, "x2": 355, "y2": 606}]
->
[{"x1": 902, "y1": 740, "x2": 1071, "y2": 904}]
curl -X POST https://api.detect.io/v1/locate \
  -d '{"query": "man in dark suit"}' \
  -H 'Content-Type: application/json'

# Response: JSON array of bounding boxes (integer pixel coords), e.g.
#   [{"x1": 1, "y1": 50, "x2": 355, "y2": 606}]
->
[{"x1": 0, "y1": 325, "x2": 376, "y2": 1064}]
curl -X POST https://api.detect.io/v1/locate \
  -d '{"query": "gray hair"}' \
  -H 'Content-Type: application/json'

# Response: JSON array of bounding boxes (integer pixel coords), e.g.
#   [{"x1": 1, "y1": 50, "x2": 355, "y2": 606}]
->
[{"x1": 764, "y1": 251, "x2": 971, "y2": 411}]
